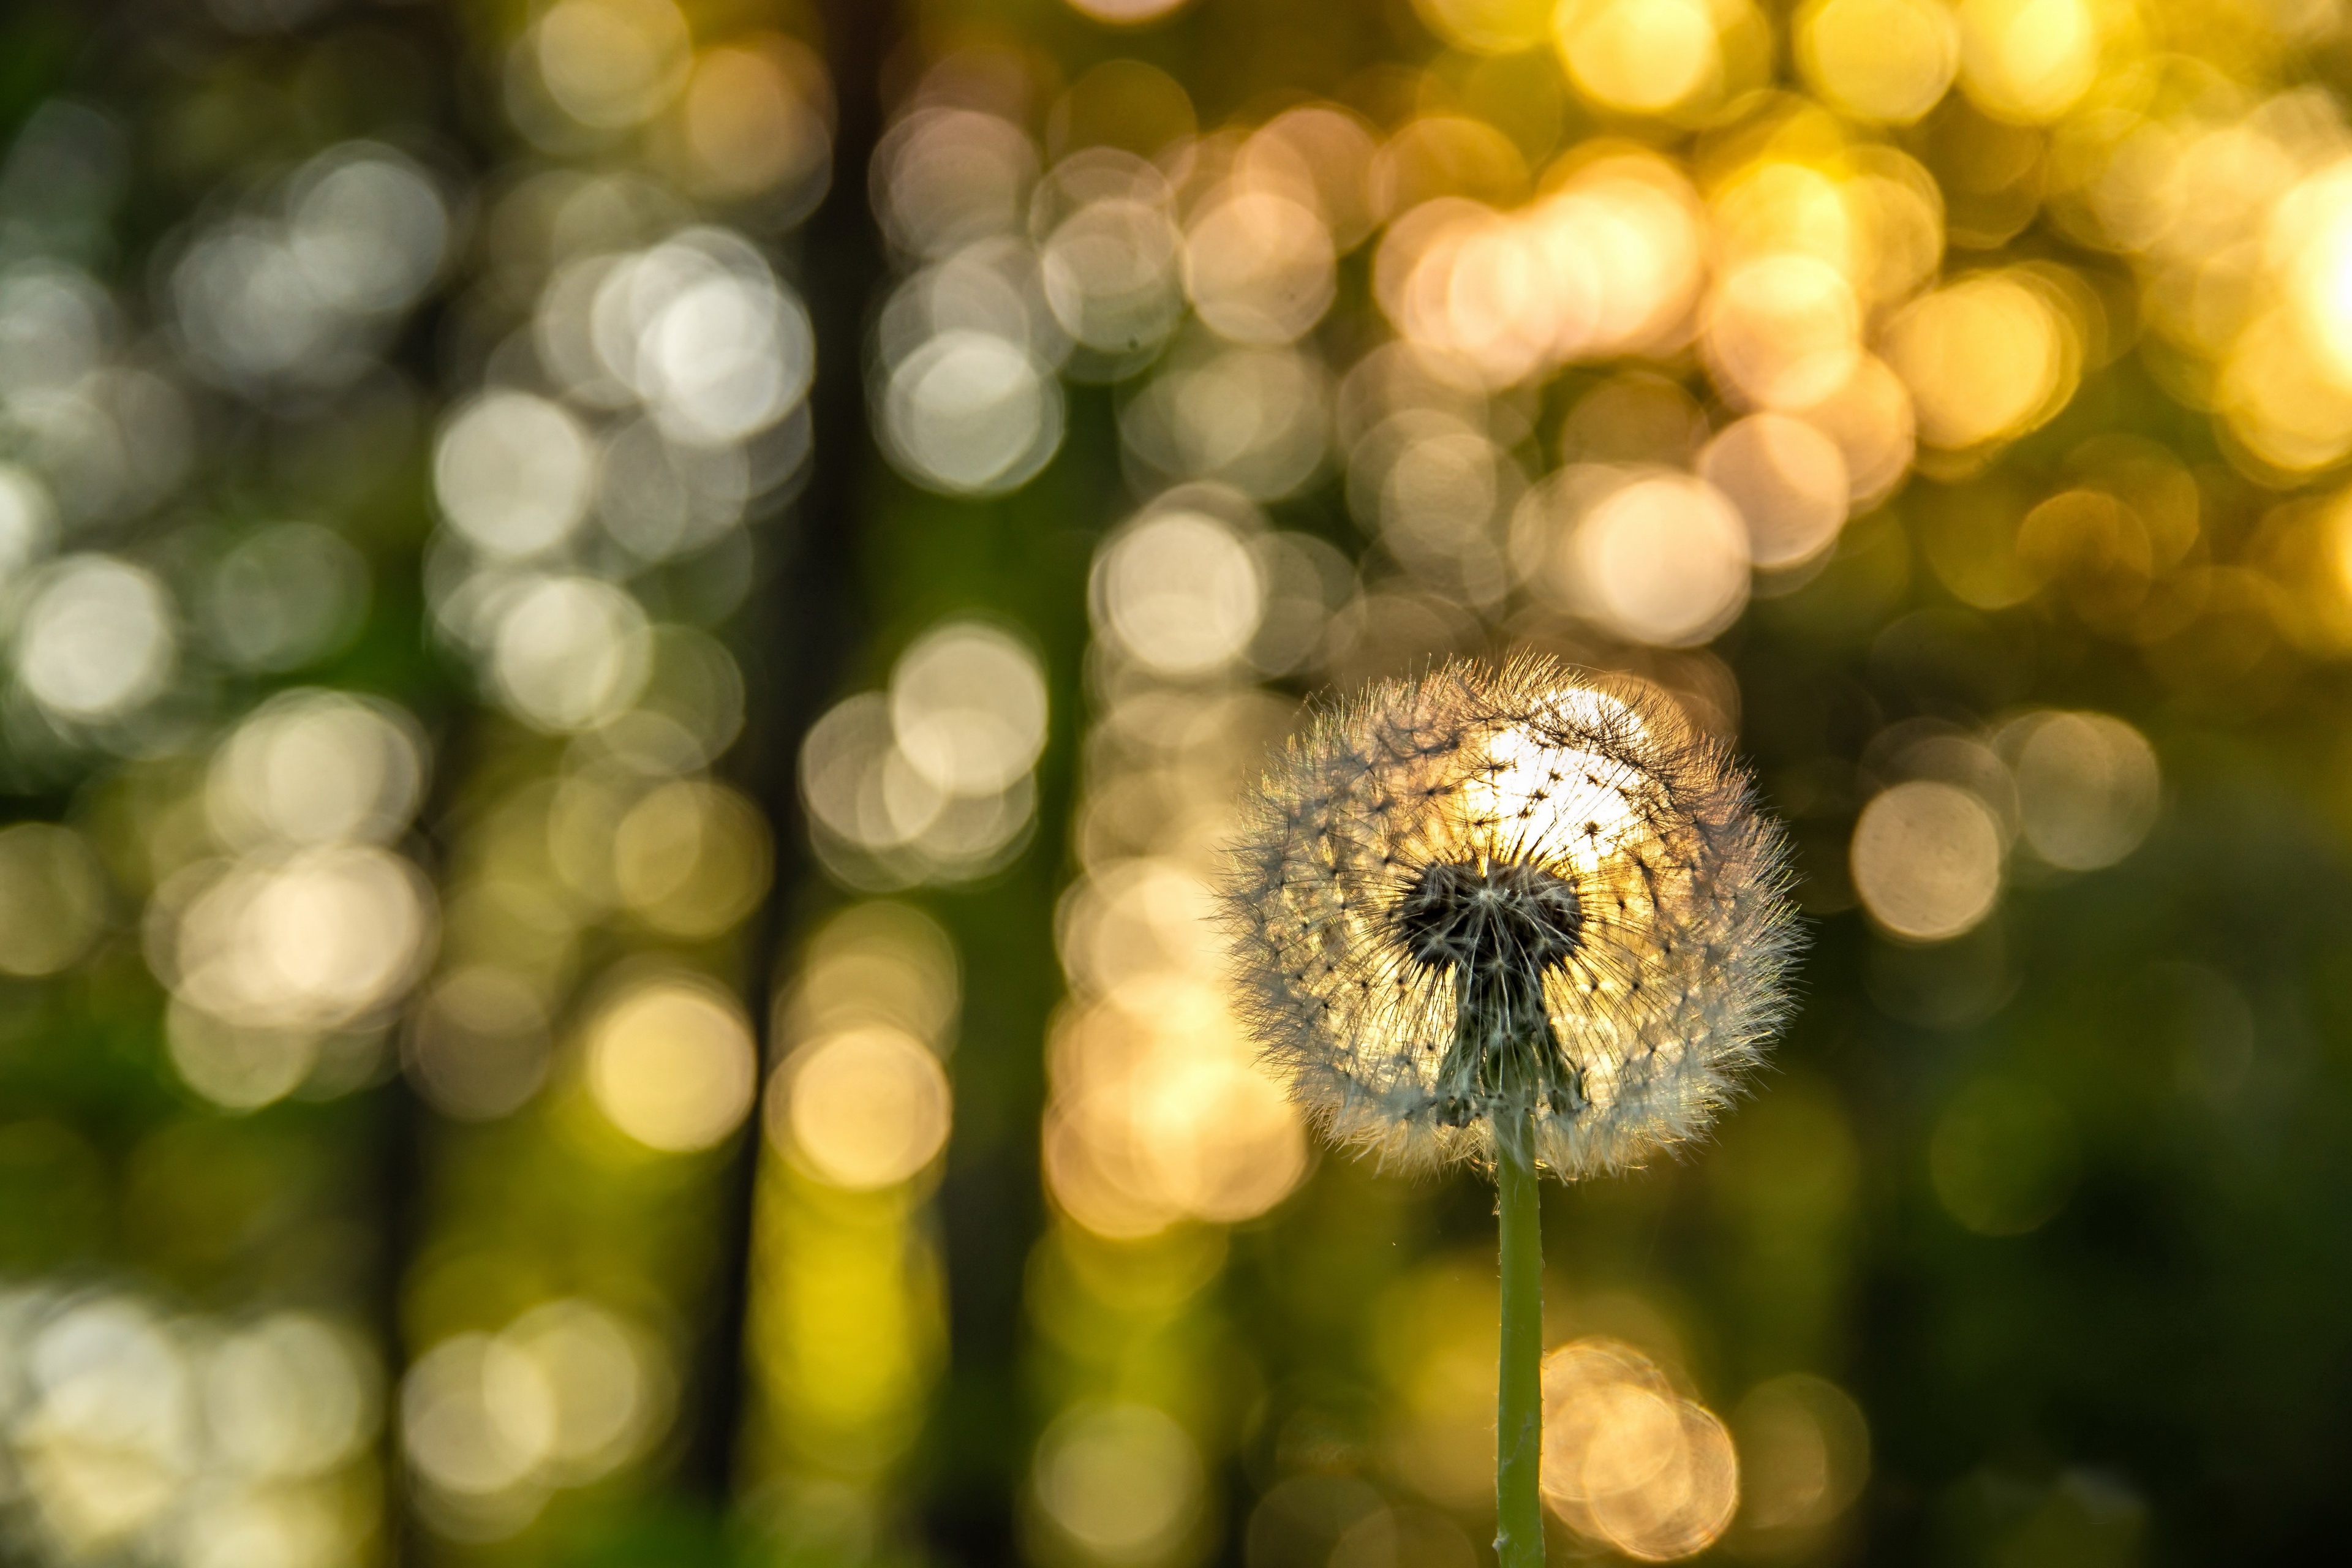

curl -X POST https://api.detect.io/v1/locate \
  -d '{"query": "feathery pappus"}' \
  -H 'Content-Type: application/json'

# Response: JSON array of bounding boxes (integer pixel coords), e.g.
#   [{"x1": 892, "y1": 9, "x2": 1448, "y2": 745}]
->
[{"x1": 1218, "y1": 654, "x2": 1801, "y2": 1179}]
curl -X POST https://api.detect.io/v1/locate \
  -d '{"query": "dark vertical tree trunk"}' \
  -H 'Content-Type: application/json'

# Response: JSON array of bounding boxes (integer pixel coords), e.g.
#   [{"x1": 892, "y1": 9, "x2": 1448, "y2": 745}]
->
[{"x1": 680, "y1": 0, "x2": 897, "y2": 1507}]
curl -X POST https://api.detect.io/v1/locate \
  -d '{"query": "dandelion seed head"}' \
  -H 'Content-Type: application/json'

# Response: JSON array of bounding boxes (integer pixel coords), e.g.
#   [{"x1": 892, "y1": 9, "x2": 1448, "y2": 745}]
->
[{"x1": 1218, "y1": 654, "x2": 1800, "y2": 1179}]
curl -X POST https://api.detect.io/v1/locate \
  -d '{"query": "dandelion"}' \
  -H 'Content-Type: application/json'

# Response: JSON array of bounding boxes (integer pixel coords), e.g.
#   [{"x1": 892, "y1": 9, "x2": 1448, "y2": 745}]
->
[
  {"x1": 1218, "y1": 654, "x2": 1800, "y2": 1567},
  {"x1": 1222, "y1": 653, "x2": 1800, "y2": 1174}
]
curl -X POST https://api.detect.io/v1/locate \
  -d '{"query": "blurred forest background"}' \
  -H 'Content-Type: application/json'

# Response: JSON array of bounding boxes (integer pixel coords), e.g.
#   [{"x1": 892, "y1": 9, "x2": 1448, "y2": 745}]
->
[{"x1": 3, "y1": 0, "x2": 2352, "y2": 1565}]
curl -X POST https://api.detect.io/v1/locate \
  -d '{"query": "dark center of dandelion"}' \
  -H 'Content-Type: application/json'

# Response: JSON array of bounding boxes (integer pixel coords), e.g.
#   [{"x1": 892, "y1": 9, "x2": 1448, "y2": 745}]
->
[
  {"x1": 1395, "y1": 859, "x2": 1585, "y2": 974},
  {"x1": 1390, "y1": 859, "x2": 1589, "y2": 1129}
]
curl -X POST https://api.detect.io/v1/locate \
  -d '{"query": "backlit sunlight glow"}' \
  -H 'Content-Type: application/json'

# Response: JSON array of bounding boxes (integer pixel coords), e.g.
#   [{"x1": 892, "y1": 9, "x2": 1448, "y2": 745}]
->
[
  {"x1": 1956, "y1": 0, "x2": 2101, "y2": 124},
  {"x1": 1571, "y1": 474, "x2": 1754, "y2": 647},
  {"x1": 1031, "y1": 1402, "x2": 1206, "y2": 1564},
  {"x1": 1796, "y1": 0, "x2": 1960, "y2": 123},
  {"x1": 1844, "y1": 709, "x2": 2160, "y2": 947},
  {"x1": 783, "y1": 1025, "x2": 954, "y2": 1190},
  {"x1": 583, "y1": 976, "x2": 758, "y2": 1153},
  {"x1": 1851, "y1": 779, "x2": 2004, "y2": 941},
  {"x1": 531, "y1": 0, "x2": 692, "y2": 131},
  {"x1": 1465, "y1": 705, "x2": 1649, "y2": 881},
  {"x1": 150, "y1": 687, "x2": 441, "y2": 1110},
  {"x1": 402, "y1": 1297, "x2": 666, "y2": 1537},
  {"x1": 1698, "y1": 413, "x2": 1850, "y2": 569},
  {"x1": 0, "y1": 1288, "x2": 380, "y2": 1565},
  {"x1": 800, "y1": 616, "x2": 1049, "y2": 889},
  {"x1": 9, "y1": 0, "x2": 2339, "y2": 1561},
  {"x1": 1092, "y1": 505, "x2": 1267, "y2": 677},
  {"x1": 1884, "y1": 271, "x2": 2077, "y2": 450},
  {"x1": 674, "y1": 36, "x2": 834, "y2": 205},
  {"x1": 1554, "y1": 0, "x2": 1730, "y2": 118},
  {"x1": 1378, "y1": 154, "x2": 1706, "y2": 384},
  {"x1": 2005, "y1": 710, "x2": 2161, "y2": 870},
  {"x1": 0, "y1": 9, "x2": 842, "y2": 1565},
  {"x1": 750, "y1": 900, "x2": 961, "y2": 1490},
  {"x1": 1041, "y1": 464, "x2": 1314, "y2": 1250},
  {"x1": 15, "y1": 555, "x2": 176, "y2": 725},
  {"x1": 1541, "y1": 1336, "x2": 1740, "y2": 1562},
  {"x1": 1183, "y1": 189, "x2": 1336, "y2": 345},
  {"x1": 1044, "y1": 979, "x2": 1308, "y2": 1238}
]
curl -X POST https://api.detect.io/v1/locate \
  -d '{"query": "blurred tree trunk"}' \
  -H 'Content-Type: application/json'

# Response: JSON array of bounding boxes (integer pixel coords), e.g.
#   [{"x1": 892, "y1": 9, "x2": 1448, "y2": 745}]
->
[{"x1": 679, "y1": 0, "x2": 899, "y2": 1508}]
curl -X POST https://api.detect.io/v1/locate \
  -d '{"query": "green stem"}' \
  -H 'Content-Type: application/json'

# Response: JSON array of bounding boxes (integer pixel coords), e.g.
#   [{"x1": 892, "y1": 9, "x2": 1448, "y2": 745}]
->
[{"x1": 1496, "y1": 1107, "x2": 1545, "y2": 1568}]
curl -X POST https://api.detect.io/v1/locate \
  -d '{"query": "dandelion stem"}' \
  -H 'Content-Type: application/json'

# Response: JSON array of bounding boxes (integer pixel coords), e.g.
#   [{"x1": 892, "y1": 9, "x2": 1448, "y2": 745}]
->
[{"x1": 1495, "y1": 1106, "x2": 1545, "y2": 1568}]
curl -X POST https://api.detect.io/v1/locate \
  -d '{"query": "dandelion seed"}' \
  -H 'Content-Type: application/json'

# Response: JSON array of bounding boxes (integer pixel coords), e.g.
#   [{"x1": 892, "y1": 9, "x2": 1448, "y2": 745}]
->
[
  {"x1": 1216, "y1": 652, "x2": 1801, "y2": 1568},
  {"x1": 1219, "y1": 652, "x2": 1801, "y2": 1178}
]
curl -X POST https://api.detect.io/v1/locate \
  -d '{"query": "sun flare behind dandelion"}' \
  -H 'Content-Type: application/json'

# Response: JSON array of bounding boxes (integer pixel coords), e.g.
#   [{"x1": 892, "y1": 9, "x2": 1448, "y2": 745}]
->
[{"x1": 1219, "y1": 654, "x2": 1801, "y2": 1179}]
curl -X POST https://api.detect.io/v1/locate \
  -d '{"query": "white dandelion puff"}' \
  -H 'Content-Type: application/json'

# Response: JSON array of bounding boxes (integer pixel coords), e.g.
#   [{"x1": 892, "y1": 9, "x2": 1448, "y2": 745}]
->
[{"x1": 1218, "y1": 652, "x2": 1801, "y2": 1180}]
